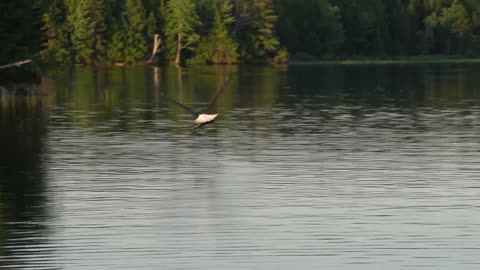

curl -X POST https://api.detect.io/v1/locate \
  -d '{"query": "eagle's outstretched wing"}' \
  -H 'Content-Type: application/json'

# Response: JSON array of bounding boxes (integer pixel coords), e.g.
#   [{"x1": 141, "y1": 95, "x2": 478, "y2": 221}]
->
[
  {"x1": 165, "y1": 96, "x2": 198, "y2": 118},
  {"x1": 203, "y1": 75, "x2": 232, "y2": 114}
]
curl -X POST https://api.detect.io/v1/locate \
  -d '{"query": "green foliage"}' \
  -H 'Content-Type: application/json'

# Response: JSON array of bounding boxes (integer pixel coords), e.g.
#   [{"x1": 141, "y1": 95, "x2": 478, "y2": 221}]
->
[
  {"x1": 5, "y1": 0, "x2": 480, "y2": 65},
  {"x1": 124, "y1": 0, "x2": 149, "y2": 63},
  {"x1": 424, "y1": 0, "x2": 475, "y2": 54},
  {"x1": 65, "y1": 0, "x2": 94, "y2": 63},
  {"x1": 439, "y1": 0, "x2": 472, "y2": 53},
  {"x1": 104, "y1": 0, "x2": 152, "y2": 63},
  {"x1": 336, "y1": 0, "x2": 392, "y2": 56},
  {"x1": 41, "y1": 0, "x2": 69, "y2": 61},
  {"x1": 44, "y1": 0, "x2": 108, "y2": 64},
  {"x1": 165, "y1": 0, "x2": 201, "y2": 65},
  {"x1": 276, "y1": 0, "x2": 343, "y2": 56},
  {"x1": 271, "y1": 47, "x2": 288, "y2": 64},
  {"x1": 88, "y1": 0, "x2": 107, "y2": 63},
  {"x1": 106, "y1": 30, "x2": 127, "y2": 63},
  {"x1": 235, "y1": 0, "x2": 281, "y2": 61},
  {"x1": 192, "y1": 0, "x2": 239, "y2": 64}
]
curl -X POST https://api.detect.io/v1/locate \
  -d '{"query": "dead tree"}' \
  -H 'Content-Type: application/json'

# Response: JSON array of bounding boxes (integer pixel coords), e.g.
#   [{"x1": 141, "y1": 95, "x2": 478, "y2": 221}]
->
[{"x1": 147, "y1": 34, "x2": 161, "y2": 65}]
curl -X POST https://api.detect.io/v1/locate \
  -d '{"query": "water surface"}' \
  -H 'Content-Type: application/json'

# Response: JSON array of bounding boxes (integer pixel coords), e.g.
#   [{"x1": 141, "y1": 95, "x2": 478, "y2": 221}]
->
[{"x1": 1, "y1": 64, "x2": 480, "y2": 269}]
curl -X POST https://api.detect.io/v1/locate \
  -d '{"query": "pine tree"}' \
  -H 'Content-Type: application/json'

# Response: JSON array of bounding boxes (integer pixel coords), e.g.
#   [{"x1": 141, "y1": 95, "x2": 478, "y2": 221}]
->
[
  {"x1": 104, "y1": 1, "x2": 125, "y2": 63},
  {"x1": 107, "y1": 29, "x2": 127, "y2": 63},
  {"x1": 194, "y1": 0, "x2": 238, "y2": 64},
  {"x1": 88, "y1": 0, "x2": 107, "y2": 63},
  {"x1": 9, "y1": 0, "x2": 480, "y2": 65},
  {"x1": 43, "y1": 0, "x2": 106, "y2": 64},
  {"x1": 41, "y1": 0, "x2": 69, "y2": 61},
  {"x1": 234, "y1": 0, "x2": 281, "y2": 61},
  {"x1": 65, "y1": 0, "x2": 94, "y2": 63},
  {"x1": 124, "y1": 0, "x2": 149, "y2": 63},
  {"x1": 338, "y1": 0, "x2": 375, "y2": 55},
  {"x1": 275, "y1": 0, "x2": 343, "y2": 57},
  {"x1": 165, "y1": 0, "x2": 201, "y2": 67}
]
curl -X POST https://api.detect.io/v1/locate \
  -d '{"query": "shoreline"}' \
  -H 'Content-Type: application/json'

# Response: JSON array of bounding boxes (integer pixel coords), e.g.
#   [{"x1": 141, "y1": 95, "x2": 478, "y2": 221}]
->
[
  {"x1": 7, "y1": 56, "x2": 480, "y2": 70},
  {"x1": 288, "y1": 56, "x2": 480, "y2": 65}
]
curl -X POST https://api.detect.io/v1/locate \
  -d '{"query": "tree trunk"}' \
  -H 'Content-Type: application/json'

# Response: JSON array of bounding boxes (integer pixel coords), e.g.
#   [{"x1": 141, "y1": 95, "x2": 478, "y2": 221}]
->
[
  {"x1": 147, "y1": 34, "x2": 161, "y2": 65},
  {"x1": 175, "y1": 33, "x2": 182, "y2": 68},
  {"x1": 153, "y1": 34, "x2": 160, "y2": 55}
]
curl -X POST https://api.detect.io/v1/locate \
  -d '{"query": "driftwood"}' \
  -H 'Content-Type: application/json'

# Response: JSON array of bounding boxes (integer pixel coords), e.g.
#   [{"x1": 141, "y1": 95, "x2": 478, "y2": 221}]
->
[{"x1": 0, "y1": 59, "x2": 33, "y2": 70}]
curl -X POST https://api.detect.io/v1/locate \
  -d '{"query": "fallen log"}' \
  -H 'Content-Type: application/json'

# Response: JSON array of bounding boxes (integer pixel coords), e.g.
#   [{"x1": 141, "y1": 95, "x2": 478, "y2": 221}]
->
[
  {"x1": 0, "y1": 59, "x2": 33, "y2": 70},
  {"x1": 0, "y1": 59, "x2": 42, "y2": 85}
]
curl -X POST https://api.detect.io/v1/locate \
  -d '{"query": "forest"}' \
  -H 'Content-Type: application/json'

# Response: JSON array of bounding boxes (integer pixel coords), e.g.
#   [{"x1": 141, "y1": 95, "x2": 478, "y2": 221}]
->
[{"x1": 2, "y1": 0, "x2": 480, "y2": 66}]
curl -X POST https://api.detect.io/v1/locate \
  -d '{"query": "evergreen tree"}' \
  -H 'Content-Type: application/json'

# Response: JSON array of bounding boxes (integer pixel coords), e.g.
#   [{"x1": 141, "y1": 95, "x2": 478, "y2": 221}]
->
[
  {"x1": 41, "y1": 0, "x2": 69, "y2": 62},
  {"x1": 194, "y1": 0, "x2": 238, "y2": 64},
  {"x1": 106, "y1": 28, "x2": 127, "y2": 63},
  {"x1": 165, "y1": 0, "x2": 201, "y2": 67},
  {"x1": 372, "y1": 0, "x2": 391, "y2": 56},
  {"x1": 235, "y1": 0, "x2": 280, "y2": 61},
  {"x1": 64, "y1": 0, "x2": 94, "y2": 63},
  {"x1": 104, "y1": 0, "x2": 126, "y2": 63},
  {"x1": 124, "y1": 0, "x2": 149, "y2": 63},
  {"x1": 275, "y1": 0, "x2": 343, "y2": 57},
  {"x1": 88, "y1": 0, "x2": 107, "y2": 63},
  {"x1": 338, "y1": 0, "x2": 376, "y2": 55},
  {"x1": 63, "y1": 0, "x2": 107, "y2": 64},
  {"x1": 7, "y1": 0, "x2": 480, "y2": 66}
]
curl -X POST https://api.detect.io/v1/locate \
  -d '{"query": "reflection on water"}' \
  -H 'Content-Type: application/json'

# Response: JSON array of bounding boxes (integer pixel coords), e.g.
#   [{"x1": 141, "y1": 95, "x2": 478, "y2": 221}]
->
[
  {"x1": 0, "y1": 97, "x2": 54, "y2": 269},
  {"x1": 1, "y1": 64, "x2": 480, "y2": 269}
]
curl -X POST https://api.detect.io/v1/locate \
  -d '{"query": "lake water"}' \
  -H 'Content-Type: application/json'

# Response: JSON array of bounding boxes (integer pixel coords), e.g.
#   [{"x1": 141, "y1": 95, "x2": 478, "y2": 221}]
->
[{"x1": 1, "y1": 64, "x2": 480, "y2": 269}]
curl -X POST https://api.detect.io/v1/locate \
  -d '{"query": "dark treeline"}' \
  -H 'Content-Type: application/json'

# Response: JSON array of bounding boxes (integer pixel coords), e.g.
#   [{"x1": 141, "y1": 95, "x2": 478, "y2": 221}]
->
[
  {"x1": 2, "y1": 0, "x2": 480, "y2": 66},
  {"x1": 277, "y1": 0, "x2": 480, "y2": 58}
]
